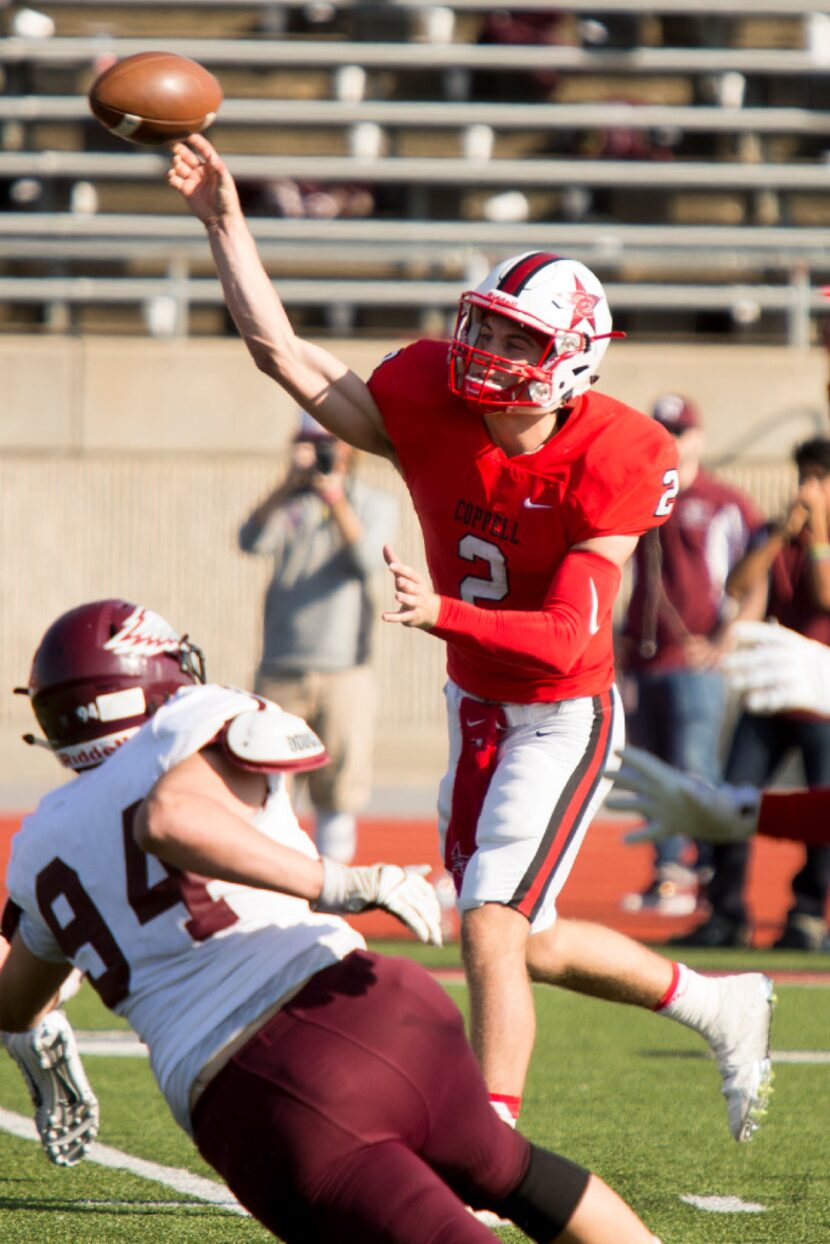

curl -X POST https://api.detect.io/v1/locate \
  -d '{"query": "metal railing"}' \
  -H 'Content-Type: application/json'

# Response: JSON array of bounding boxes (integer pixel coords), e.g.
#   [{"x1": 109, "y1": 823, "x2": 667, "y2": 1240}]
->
[{"x1": 0, "y1": 36, "x2": 825, "y2": 75}]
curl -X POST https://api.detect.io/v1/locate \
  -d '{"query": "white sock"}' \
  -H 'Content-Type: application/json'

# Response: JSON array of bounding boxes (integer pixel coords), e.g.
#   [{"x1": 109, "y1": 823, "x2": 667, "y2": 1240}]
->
[
  {"x1": 658, "y1": 962, "x2": 720, "y2": 1038},
  {"x1": 488, "y1": 1095, "x2": 520, "y2": 1127},
  {"x1": 315, "y1": 811, "x2": 357, "y2": 863}
]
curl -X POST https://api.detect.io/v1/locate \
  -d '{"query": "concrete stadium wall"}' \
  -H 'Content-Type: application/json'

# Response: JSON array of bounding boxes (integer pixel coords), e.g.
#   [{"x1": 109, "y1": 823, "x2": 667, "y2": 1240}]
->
[
  {"x1": 3, "y1": 334, "x2": 827, "y2": 458},
  {"x1": 1, "y1": 335, "x2": 827, "y2": 805}
]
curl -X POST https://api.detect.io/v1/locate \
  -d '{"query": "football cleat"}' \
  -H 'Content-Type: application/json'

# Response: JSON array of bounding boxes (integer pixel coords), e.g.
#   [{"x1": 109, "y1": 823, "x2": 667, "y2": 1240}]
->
[
  {"x1": 705, "y1": 974, "x2": 775, "y2": 1142},
  {"x1": 2, "y1": 1009, "x2": 99, "y2": 1165}
]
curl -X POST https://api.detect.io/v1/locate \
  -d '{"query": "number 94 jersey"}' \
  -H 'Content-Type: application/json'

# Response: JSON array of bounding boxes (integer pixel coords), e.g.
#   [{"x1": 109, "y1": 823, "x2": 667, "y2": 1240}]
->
[
  {"x1": 369, "y1": 339, "x2": 678, "y2": 703},
  {"x1": 4, "y1": 684, "x2": 363, "y2": 1127}
]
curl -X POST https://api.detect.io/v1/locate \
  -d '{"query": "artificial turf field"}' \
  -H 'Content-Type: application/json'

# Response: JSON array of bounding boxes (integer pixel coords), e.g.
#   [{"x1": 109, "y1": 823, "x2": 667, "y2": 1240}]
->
[{"x1": 0, "y1": 941, "x2": 827, "y2": 1244}]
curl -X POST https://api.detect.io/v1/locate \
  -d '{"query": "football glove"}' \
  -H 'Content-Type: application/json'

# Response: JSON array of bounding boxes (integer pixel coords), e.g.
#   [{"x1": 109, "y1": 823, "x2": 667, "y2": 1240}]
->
[
  {"x1": 605, "y1": 746, "x2": 760, "y2": 846},
  {"x1": 721, "y1": 620, "x2": 830, "y2": 717},
  {"x1": 315, "y1": 859, "x2": 443, "y2": 946},
  {"x1": 2, "y1": 1009, "x2": 99, "y2": 1166}
]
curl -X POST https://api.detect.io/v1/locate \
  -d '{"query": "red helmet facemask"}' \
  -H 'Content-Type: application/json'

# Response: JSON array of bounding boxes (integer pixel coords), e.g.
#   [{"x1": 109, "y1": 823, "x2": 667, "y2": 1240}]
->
[
  {"x1": 20, "y1": 599, "x2": 206, "y2": 772},
  {"x1": 448, "y1": 252, "x2": 622, "y2": 412},
  {"x1": 449, "y1": 297, "x2": 598, "y2": 411}
]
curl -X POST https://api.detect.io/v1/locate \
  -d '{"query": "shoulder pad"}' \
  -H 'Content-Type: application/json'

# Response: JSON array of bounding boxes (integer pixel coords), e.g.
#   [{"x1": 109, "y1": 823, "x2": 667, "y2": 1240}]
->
[{"x1": 220, "y1": 704, "x2": 329, "y2": 774}]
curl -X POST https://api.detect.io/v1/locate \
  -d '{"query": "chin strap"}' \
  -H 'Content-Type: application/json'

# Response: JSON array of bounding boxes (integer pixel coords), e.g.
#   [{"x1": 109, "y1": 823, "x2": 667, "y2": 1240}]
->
[{"x1": 22, "y1": 733, "x2": 53, "y2": 752}]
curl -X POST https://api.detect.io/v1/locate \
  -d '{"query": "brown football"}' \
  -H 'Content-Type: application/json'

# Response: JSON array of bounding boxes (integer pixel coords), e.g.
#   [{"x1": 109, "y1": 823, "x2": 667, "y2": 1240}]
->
[{"x1": 88, "y1": 51, "x2": 222, "y2": 146}]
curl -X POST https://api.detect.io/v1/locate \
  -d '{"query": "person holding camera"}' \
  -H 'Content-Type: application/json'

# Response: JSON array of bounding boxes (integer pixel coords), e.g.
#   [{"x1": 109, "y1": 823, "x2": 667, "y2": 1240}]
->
[{"x1": 239, "y1": 409, "x2": 398, "y2": 863}]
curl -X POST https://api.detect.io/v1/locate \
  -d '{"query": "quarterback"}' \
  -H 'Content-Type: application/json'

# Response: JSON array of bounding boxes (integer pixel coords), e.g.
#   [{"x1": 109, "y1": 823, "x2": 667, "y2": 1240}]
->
[
  {"x1": 166, "y1": 135, "x2": 774, "y2": 1143},
  {"x1": 0, "y1": 598, "x2": 664, "y2": 1244}
]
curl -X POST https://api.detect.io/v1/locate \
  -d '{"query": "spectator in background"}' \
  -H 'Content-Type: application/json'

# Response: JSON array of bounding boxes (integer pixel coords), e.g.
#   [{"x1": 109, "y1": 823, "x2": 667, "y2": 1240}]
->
[
  {"x1": 471, "y1": 9, "x2": 568, "y2": 102},
  {"x1": 239, "y1": 177, "x2": 376, "y2": 221},
  {"x1": 238, "y1": 411, "x2": 398, "y2": 863},
  {"x1": 578, "y1": 10, "x2": 640, "y2": 51},
  {"x1": 618, "y1": 395, "x2": 765, "y2": 918},
  {"x1": 674, "y1": 436, "x2": 830, "y2": 950}
]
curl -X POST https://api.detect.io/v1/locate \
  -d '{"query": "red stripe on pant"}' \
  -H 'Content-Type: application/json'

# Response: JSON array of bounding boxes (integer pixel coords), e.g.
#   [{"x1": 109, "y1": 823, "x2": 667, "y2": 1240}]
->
[
  {"x1": 516, "y1": 689, "x2": 615, "y2": 921},
  {"x1": 445, "y1": 698, "x2": 508, "y2": 893}
]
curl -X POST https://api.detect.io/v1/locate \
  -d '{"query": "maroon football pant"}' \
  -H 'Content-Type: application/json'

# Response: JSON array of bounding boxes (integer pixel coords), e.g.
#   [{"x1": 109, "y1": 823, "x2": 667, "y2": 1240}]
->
[{"x1": 192, "y1": 951, "x2": 530, "y2": 1243}]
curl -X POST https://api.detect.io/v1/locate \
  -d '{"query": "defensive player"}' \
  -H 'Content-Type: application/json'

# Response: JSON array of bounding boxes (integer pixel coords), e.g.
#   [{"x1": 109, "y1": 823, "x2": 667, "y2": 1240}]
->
[
  {"x1": 610, "y1": 619, "x2": 830, "y2": 849},
  {"x1": 610, "y1": 744, "x2": 830, "y2": 849},
  {"x1": 0, "y1": 598, "x2": 662, "y2": 1244},
  {"x1": 165, "y1": 134, "x2": 774, "y2": 1142}
]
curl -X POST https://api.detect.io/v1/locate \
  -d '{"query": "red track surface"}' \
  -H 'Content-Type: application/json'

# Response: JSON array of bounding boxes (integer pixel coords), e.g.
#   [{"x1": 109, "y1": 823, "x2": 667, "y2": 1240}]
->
[
  {"x1": 343, "y1": 814, "x2": 817, "y2": 947},
  {"x1": 0, "y1": 811, "x2": 816, "y2": 948}
]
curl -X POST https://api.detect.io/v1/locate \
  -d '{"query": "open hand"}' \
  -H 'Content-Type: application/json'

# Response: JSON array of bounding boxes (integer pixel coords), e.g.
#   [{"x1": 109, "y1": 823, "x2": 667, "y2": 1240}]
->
[
  {"x1": 166, "y1": 133, "x2": 241, "y2": 226},
  {"x1": 381, "y1": 544, "x2": 441, "y2": 629},
  {"x1": 605, "y1": 746, "x2": 760, "y2": 846},
  {"x1": 721, "y1": 619, "x2": 830, "y2": 716}
]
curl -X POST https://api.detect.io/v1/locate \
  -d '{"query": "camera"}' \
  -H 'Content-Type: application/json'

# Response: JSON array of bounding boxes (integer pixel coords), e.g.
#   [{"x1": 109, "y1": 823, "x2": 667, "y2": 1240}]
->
[{"x1": 313, "y1": 440, "x2": 338, "y2": 474}]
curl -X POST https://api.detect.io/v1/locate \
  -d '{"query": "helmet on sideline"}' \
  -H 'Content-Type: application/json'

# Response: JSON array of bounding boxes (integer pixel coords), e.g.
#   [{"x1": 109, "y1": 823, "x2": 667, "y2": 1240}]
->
[
  {"x1": 448, "y1": 251, "x2": 618, "y2": 412},
  {"x1": 22, "y1": 599, "x2": 206, "y2": 772}
]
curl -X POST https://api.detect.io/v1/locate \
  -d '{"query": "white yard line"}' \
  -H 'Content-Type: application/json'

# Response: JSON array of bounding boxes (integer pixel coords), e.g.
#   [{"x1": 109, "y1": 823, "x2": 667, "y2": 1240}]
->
[
  {"x1": 681, "y1": 1194, "x2": 767, "y2": 1213},
  {"x1": 770, "y1": 1050, "x2": 830, "y2": 1063},
  {"x1": 76, "y1": 1030, "x2": 147, "y2": 1057},
  {"x1": 78, "y1": 1030, "x2": 830, "y2": 1064},
  {"x1": 0, "y1": 1106, "x2": 247, "y2": 1216}
]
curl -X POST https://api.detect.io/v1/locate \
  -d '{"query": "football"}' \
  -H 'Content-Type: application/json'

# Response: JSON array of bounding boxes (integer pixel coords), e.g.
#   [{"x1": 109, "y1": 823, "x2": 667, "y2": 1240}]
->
[{"x1": 88, "y1": 51, "x2": 222, "y2": 146}]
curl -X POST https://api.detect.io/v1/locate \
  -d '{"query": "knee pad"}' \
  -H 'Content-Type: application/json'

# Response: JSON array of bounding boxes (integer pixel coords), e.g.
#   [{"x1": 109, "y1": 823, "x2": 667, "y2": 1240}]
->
[{"x1": 495, "y1": 1142, "x2": 590, "y2": 1241}]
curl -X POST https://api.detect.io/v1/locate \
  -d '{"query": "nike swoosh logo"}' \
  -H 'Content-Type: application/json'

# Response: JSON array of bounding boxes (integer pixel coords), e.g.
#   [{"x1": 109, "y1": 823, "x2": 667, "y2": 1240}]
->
[
  {"x1": 523, "y1": 498, "x2": 553, "y2": 509},
  {"x1": 588, "y1": 577, "x2": 599, "y2": 636},
  {"x1": 467, "y1": 718, "x2": 487, "y2": 727}
]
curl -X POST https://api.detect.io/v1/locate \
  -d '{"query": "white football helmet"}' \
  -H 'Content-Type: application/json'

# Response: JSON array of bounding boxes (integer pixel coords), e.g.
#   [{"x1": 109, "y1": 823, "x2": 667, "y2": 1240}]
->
[{"x1": 449, "y1": 252, "x2": 618, "y2": 412}]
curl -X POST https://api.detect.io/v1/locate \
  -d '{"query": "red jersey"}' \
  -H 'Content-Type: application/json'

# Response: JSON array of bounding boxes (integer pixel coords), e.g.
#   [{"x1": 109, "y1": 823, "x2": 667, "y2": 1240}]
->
[
  {"x1": 368, "y1": 339, "x2": 678, "y2": 703},
  {"x1": 623, "y1": 469, "x2": 764, "y2": 671}
]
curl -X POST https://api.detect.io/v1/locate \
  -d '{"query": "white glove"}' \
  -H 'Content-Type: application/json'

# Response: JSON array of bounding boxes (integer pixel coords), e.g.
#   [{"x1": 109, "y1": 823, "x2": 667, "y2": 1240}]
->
[
  {"x1": 316, "y1": 858, "x2": 443, "y2": 946},
  {"x1": 721, "y1": 620, "x2": 830, "y2": 716},
  {"x1": 1, "y1": 1009, "x2": 99, "y2": 1166},
  {"x1": 605, "y1": 746, "x2": 760, "y2": 846}
]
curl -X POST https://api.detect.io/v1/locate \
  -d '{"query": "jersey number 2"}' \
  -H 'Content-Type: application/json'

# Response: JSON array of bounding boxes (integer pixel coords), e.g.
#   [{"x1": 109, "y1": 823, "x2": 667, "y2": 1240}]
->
[
  {"x1": 34, "y1": 802, "x2": 238, "y2": 1008},
  {"x1": 655, "y1": 468, "x2": 680, "y2": 517},
  {"x1": 458, "y1": 534, "x2": 509, "y2": 605}
]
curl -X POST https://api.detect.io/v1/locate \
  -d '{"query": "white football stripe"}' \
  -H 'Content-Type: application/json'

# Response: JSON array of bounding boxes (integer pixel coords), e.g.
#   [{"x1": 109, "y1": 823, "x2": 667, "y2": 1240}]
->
[
  {"x1": 112, "y1": 114, "x2": 142, "y2": 138},
  {"x1": 0, "y1": 1107, "x2": 246, "y2": 1215}
]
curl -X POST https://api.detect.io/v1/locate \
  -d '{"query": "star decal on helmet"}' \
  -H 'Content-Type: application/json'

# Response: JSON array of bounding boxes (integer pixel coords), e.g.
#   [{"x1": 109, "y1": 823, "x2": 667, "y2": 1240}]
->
[{"x1": 561, "y1": 277, "x2": 602, "y2": 331}]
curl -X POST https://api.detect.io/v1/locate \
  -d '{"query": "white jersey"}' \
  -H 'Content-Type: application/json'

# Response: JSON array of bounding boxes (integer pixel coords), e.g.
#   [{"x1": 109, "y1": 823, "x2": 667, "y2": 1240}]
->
[{"x1": 6, "y1": 684, "x2": 364, "y2": 1131}]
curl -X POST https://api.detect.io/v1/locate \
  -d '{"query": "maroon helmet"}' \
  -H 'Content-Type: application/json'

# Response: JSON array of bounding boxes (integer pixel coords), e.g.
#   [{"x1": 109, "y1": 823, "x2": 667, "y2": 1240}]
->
[{"x1": 22, "y1": 599, "x2": 206, "y2": 772}]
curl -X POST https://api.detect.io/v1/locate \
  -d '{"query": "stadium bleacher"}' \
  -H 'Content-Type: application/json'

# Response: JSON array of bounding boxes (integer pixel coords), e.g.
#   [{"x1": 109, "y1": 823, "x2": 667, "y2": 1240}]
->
[{"x1": 1, "y1": 0, "x2": 829, "y2": 340}]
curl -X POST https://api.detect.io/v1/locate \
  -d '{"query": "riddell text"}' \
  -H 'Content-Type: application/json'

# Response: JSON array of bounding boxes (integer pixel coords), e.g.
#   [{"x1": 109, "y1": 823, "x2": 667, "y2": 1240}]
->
[{"x1": 454, "y1": 499, "x2": 520, "y2": 544}]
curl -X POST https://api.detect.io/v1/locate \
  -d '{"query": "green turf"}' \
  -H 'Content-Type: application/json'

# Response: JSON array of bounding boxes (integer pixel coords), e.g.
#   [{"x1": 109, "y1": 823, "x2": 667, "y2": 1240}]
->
[{"x1": 0, "y1": 947, "x2": 827, "y2": 1243}]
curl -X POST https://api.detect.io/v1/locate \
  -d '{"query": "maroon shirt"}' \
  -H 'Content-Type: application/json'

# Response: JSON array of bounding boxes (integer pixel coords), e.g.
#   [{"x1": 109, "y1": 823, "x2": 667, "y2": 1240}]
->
[
  {"x1": 623, "y1": 468, "x2": 764, "y2": 671},
  {"x1": 768, "y1": 528, "x2": 830, "y2": 644}
]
